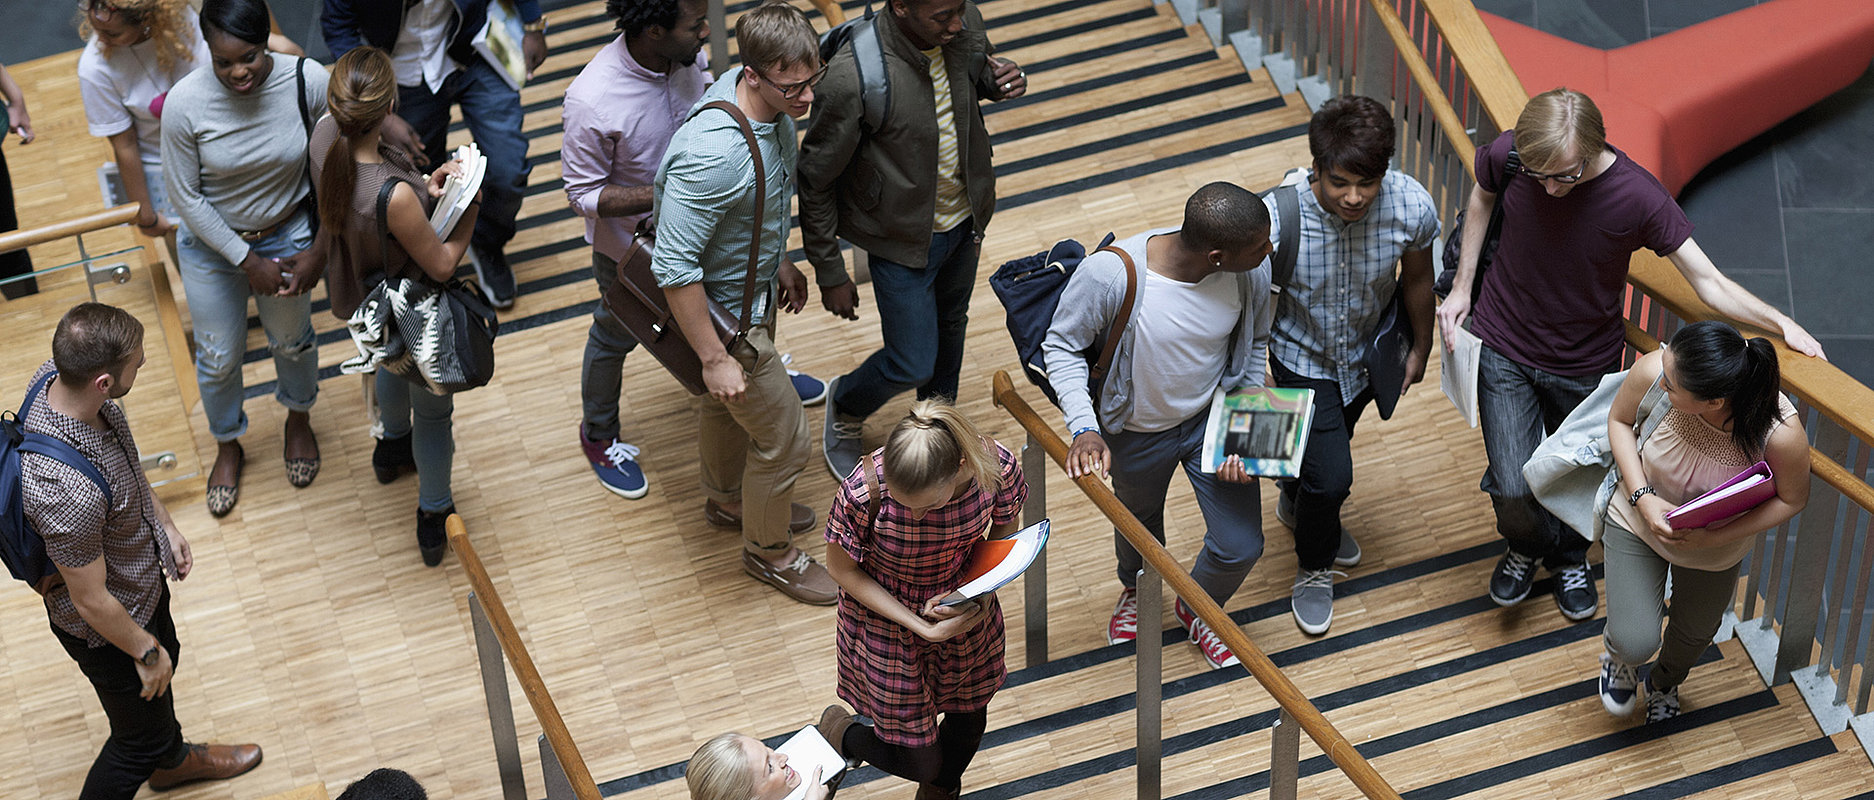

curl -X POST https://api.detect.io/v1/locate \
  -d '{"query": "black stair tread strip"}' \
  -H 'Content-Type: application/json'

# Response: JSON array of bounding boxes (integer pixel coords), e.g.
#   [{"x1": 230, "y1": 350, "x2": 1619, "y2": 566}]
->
[
  {"x1": 994, "y1": 98, "x2": 1286, "y2": 176},
  {"x1": 512, "y1": 49, "x2": 1241, "y2": 192},
  {"x1": 591, "y1": 557, "x2": 1602, "y2": 795},
  {"x1": 1400, "y1": 690, "x2": 1784, "y2": 800},
  {"x1": 984, "y1": 50, "x2": 1230, "y2": 118},
  {"x1": 1616, "y1": 738, "x2": 1837, "y2": 800},
  {"x1": 455, "y1": 20, "x2": 1199, "y2": 136}
]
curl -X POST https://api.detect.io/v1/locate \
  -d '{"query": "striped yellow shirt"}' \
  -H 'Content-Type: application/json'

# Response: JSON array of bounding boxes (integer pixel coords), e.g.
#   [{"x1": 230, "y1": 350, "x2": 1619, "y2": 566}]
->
[{"x1": 926, "y1": 46, "x2": 971, "y2": 232}]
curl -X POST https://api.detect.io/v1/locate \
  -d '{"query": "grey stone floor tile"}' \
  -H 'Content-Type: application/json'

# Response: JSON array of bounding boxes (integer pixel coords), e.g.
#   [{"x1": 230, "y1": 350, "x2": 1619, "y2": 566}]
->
[
  {"x1": 1646, "y1": 0, "x2": 1759, "y2": 35},
  {"x1": 1474, "y1": 0, "x2": 1538, "y2": 26},
  {"x1": 1679, "y1": 134, "x2": 1786, "y2": 274},
  {"x1": 1773, "y1": 67, "x2": 1874, "y2": 210},
  {"x1": 1783, "y1": 209, "x2": 1874, "y2": 340},
  {"x1": 1719, "y1": 270, "x2": 1794, "y2": 316},
  {"x1": 1814, "y1": 337, "x2": 1874, "y2": 385},
  {"x1": 1532, "y1": 0, "x2": 1642, "y2": 49}
]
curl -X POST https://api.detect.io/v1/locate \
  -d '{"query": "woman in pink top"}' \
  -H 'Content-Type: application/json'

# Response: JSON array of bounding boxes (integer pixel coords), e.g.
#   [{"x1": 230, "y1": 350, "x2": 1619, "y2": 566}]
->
[{"x1": 1597, "y1": 320, "x2": 1810, "y2": 723}]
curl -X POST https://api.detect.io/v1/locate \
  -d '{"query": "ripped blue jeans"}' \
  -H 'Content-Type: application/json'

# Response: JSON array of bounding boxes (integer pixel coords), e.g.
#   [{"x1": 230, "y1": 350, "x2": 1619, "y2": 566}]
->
[{"x1": 175, "y1": 211, "x2": 320, "y2": 442}]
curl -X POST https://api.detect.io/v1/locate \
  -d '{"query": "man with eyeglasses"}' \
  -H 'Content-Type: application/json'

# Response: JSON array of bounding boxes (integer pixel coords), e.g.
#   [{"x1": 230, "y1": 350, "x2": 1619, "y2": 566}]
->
[
  {"x1": 799, "y1": 0, "x2": 1028, "y2": 481},
  {"x1": 651, "y1": 1, "x2": 837, "y2": 605},
  {"x1": 1436, "y1": 88, "x2": 1825, "y2": 622}
]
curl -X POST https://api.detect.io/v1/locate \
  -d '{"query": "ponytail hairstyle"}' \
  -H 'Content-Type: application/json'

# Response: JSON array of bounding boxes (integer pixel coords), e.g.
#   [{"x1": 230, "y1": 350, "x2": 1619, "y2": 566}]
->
[
  {"x1": 685, "y1": 734, "x2": 756, "y2": 800},
  {"x1": 1666, "y1": 320, "x2": 1785, "y2": 456},
  {"x1": 318, "y1": 46, "x2": 397, "y2": 236},
  {"x1": 882, "y1": 399, "x2": 999, "y2": 497}
]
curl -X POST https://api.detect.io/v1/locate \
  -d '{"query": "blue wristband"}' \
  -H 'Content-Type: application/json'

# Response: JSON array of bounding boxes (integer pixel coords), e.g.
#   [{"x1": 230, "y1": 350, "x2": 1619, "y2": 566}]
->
[{"x1": 1072, "y1": 427, "x2": 1099, "y2": 439}]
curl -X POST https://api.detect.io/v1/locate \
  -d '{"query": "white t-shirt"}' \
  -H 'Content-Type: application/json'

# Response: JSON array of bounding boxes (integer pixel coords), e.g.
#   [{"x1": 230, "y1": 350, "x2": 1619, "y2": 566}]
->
[
  {"x1": 392, "y1": 0, "x2": 464, "y2": 93},
  {"x1": 1125, "y1": 245, "x2": 1243, "y2": 433},
  {"x1": 77, "y1": 31, "x2": 213, "y2": 162}
]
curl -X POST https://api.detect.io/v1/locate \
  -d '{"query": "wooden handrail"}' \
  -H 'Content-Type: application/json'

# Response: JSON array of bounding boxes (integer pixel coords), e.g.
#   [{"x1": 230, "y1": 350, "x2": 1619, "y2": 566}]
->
[
  {"x1": 1364, "y1": 0, "x2": 1478, "y2": 170},
  {"x1": 0, "y1": 203, "x2": 139, "y2": 254},
  {"x1": 804, "y1": 0, "x2": 847, "y2": 26},
  {"x1": 447, "y1": 516, "x2": 603, "y2": 800},
  {"x1": 990, "y1": 372, "x2": 1402, "y2": 800}
]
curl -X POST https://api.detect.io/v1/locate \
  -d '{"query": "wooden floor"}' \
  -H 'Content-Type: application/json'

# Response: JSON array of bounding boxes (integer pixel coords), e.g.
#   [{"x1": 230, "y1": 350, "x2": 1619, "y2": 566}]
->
[{"x1": 1, "y1": 0, "x2": 1869, "y2": 798}]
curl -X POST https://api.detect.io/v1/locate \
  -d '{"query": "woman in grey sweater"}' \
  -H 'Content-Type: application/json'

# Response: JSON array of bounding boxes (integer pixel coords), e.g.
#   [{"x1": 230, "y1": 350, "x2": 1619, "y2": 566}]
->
[{"x1": 161, "y1": 0, "x2": 326, "y2": 516}]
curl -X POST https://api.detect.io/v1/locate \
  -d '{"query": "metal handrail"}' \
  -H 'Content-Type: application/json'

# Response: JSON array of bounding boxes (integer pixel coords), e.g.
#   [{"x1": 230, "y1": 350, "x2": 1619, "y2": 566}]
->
[
  {"x1": 991, "y1": 371, "x2": 1402, "y2": 800},
  {"x1": 448, "y1": 516, "x2": 603, "y2": 800}
]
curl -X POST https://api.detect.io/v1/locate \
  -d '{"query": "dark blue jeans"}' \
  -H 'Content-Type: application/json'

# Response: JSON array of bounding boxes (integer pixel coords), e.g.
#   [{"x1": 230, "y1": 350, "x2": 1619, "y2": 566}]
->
[
  {"x1": 1476, "y1": 343, "x2": 1611, "y2": 569},
  {"x1": 1269, "y1": 355, "x2": 1373, "y2": 571},
  {"x1": 395, "y1": 58, "x2": 530, "y2": 254},
  {"x1": 832, "y1": 220, "x2": 979, "y2": 418}
]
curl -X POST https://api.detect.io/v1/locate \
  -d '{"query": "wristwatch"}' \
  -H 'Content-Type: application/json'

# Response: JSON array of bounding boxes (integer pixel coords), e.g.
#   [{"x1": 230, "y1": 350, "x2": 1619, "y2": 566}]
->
[
  {"x1": 138, "y1": 643, "x2": 160, "y2": 667},
  {"x1": 1629, "y1": 486, "x2": 1658, "y2": 507},
  {"x1": 522, "y1": 18, "x2": 547, "y2": 33}
]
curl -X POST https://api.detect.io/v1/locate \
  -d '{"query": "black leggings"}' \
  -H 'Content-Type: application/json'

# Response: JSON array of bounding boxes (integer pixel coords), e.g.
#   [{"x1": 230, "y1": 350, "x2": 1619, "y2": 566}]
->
[
  {"x1": 842, "y1": 709, "x2": 988, "y2": 791},
  {"x1": 0, "y1": 140, "x2": 36, "y2": 298}
]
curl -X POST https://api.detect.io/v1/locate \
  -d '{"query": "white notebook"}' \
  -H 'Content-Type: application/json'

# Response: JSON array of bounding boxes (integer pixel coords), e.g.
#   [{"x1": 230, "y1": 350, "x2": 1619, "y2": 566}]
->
[
  {"x1": 1440, "y1": 324, "x2": 1482, "y2": 428},
  {"x1": 775, "y1": 724, "x2": 846, "y2": 800}
]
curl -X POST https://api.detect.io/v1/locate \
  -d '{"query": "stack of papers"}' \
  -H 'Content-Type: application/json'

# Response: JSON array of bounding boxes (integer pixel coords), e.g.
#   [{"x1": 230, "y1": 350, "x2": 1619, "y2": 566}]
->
[
  {"x1": 429, "y1": 143, "x2": 487, "y2": 239},
  {"x1": 1441, "y1": 324, "x2": 1482, "y2": 428}
]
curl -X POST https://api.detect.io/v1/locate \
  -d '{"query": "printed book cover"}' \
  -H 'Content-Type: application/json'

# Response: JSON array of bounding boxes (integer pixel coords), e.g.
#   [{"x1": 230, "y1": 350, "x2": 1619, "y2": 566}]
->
[{"x1": 936, "y1": 519, "x2": 1049, "y2": 607}]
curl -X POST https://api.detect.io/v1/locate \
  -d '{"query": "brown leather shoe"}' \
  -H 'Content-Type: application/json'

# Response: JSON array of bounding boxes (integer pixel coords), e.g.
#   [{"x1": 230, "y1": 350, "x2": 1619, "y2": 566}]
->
[
  {"x1": 743, "y1": 550, "x2": 838, "y2": 605},
  {"x1": 818, "y1": 704, "x2": 856, "y2": 760},
  {"x1": 706, "y1": 499, "x2": 816, "y2": 534},
  {"x1": 914, "y1": 783, "x2": 961, "y2": 800},
  {"x1": 147, "y1": 742, "x2": 263, "y2": 791}
]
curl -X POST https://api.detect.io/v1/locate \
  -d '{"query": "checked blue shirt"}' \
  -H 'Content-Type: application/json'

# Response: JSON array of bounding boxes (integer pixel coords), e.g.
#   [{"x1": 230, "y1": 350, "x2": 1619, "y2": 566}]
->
[{"x1": 1263, "y1": 169, "x2": 1440, "y2": 400}]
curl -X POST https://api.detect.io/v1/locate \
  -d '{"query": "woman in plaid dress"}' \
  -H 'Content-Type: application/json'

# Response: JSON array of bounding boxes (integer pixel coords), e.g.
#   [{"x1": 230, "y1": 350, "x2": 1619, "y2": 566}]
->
[{"x1": 820, "y1": 401, "x2": 1028, "y2": 800}]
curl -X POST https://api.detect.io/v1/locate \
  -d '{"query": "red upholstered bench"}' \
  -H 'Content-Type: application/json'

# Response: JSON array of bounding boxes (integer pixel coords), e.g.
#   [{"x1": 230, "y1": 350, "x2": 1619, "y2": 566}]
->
[{"x1": 1478, "y1": 0, "x2": 1874, "y2": 195}]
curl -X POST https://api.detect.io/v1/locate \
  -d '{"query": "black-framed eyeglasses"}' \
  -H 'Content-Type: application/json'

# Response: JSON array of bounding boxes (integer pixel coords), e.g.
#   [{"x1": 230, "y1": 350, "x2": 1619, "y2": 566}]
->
[
  {"x1": 758, "y1": 62, "x2": 829, "y2": 99},
  {"x1": 1519, "y1": 161, "x2": 1587, "y2": 184}
]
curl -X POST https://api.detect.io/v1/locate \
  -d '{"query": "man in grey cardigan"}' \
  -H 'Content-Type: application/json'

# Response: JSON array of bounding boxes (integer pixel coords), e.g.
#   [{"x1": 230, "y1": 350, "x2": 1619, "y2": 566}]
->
[{"x1": 1044, "y1": 182, "x2": 1275, "y2": 670}]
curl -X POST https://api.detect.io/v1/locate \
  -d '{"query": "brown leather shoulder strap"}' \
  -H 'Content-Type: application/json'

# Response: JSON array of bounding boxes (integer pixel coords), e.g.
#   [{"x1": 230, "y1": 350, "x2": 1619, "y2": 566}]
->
[
  {"x1": 1089, "y1": 245, "x2": 1138, "y2": 383},
  {"x1": 697, "y1": 99, "x2": 766, "y2": 334}
]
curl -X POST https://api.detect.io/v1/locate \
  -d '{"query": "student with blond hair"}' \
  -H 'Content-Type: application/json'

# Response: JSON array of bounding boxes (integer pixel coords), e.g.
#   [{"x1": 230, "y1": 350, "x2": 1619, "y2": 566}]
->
[
  {"x1": 1435, "y1": 87, "x2": 1825, "y2": 622},
  {"x1": 309, "y1": 45, "x2": 479, "y2": 566},
  {"x1": 819, "y1": 400, "x2": 1027, "y2": 800}
]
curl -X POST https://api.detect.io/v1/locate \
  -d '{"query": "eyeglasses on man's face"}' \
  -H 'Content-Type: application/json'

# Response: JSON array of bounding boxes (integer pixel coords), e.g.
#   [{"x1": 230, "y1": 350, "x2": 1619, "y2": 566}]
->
[
  {"x1": 759, "y1": 62, "x2": 829, "y2": 100},
  {"x1": 1520, "y1": 160, "x2": 1587, "y2": 184}
]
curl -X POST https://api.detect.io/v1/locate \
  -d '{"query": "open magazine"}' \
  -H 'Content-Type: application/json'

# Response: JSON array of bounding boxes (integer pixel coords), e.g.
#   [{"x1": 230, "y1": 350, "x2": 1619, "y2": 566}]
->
[
  {"x1": 775, "y1": 724, "x2": 846, "y2": 800},
  {"x1": 429, "y1": 143, "x2": 487, "y2": 239},
  {"x1": 1199, "y1": 386, "x2": 1316, "y2": 478},
  {"x1": 935, "y1": 519, "x2": 1049, "y2": 607}
]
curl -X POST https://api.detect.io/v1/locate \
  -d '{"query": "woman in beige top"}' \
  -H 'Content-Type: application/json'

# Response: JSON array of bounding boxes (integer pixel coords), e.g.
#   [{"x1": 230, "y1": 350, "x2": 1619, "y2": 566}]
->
[
  {"x1": 310, "y1": 45, "x2": 477, "y2": 567},
  {"x1": 1597, "y1": 320, "x2": 1810, "y2": 723}
]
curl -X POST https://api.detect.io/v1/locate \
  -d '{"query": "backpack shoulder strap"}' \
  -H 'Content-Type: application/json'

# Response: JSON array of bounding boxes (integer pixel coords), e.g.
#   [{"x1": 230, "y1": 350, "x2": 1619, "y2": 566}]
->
[
  {"x1": 374, "y1": 177, "x2": 403, "y2": 281},
  {"x1": 1271, "y1": 184, "x2": 1300, "y2": 289},
  {"x1": 1088, "y1": 243, "x2": 1138, "y2": 384},
  {"x1": 1634, "y1": 372, "x2": 1671, "y2": 445},
  {"x1": 296, "y1": 57, "x2": 313, "y2": 139},
  {"x1": 696, "y1": 100, "x2": 766, "y2": 334},
  {"x1": 853, "y1": 6, "x2": 890, "y2": 132},
  {"x1": 18, "y1": 435, "x2": 113, "y2": 506}
]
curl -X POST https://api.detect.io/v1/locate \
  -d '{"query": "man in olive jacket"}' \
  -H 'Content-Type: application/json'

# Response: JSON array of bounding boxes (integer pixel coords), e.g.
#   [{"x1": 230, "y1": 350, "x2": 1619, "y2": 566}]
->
[{"x1": 798, "y1": 0, "x2": 1027, "y2": 479}]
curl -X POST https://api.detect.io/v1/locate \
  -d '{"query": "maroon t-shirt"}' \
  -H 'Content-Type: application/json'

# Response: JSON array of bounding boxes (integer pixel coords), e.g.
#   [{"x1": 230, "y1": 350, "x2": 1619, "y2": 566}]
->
[{"x1": 1469, "y1": 131, "x2": 1694, "y2": 375}]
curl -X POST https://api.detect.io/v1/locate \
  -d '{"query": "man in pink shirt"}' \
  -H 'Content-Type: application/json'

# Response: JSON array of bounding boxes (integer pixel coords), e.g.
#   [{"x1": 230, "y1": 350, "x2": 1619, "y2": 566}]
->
[{"x1": 561, "y1": 0, "x2": 712, "y2": 500}]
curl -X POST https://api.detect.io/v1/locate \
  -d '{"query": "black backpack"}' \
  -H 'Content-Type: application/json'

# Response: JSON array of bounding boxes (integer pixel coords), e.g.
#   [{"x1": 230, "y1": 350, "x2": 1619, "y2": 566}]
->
[
  {"x1": 818, "y1": 2, "x2": 891, "y2": 132},
  {"x1": 1, "y1": 372, "x2": 112, "y2": 593}
]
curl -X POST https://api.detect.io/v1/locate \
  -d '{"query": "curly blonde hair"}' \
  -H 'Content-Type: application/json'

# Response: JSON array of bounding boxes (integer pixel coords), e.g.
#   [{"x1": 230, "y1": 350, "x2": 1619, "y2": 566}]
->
[{"x1": 78, "y1": 0, "x2": 199, "y2": 73}]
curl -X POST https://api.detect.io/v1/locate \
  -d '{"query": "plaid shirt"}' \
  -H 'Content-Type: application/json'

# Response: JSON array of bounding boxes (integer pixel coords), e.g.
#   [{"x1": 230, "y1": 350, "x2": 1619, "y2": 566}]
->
[
  {"x1": 1265, "y1": 170, "x2": 1439, "y2": 399},
  {"x1": 21, "y1": 361, "x2": 176, "y2": 647}
]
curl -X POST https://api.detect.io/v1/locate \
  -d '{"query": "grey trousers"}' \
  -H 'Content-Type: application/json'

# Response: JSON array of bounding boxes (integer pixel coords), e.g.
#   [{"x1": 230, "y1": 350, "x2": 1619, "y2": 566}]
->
[{"x1": 1601, "y1": 516, "x2": 1741, "y2": 691}]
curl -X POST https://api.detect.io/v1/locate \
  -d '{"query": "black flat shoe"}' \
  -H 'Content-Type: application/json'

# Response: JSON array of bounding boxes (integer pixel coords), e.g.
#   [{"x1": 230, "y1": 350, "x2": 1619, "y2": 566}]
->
[
  {"x1": 374, "y1": 435, "x2": 416, "y2": 484},
  {"x1": 417, "y1": 506, "x2": 453, "y2": 567}
]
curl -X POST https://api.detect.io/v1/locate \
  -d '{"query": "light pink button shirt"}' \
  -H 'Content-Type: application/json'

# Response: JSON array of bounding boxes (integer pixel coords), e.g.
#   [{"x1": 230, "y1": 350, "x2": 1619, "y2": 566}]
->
[{"x1": 561, "y1": 35, "x2": 713, "y2": 261}]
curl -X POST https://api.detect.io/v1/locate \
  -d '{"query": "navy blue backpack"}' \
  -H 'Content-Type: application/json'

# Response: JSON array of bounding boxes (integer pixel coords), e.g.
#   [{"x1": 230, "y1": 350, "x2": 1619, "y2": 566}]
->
[
  {"x1": 988, "y1": 233, "x2": 1136, "y2": 407},
  {"x1": 1, "y1": 372, "x2": 111, "y2": 593}
]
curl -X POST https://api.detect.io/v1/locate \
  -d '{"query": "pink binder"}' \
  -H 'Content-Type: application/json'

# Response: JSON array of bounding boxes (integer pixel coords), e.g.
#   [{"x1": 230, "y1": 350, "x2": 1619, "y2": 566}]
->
[{"x1": 1666, "y1": 461, "x2": 1775, "y2": 530}]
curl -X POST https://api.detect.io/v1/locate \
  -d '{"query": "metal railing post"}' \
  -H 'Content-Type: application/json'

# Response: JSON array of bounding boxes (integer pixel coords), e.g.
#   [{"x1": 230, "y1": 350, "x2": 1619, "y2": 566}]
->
[
  {"x1": 1271, "y1": 709, "x2": 1301, "y2": 800},
  {"x1": 470, "y1": 592, "x2": 528, "y2": 800},
  {"x1": 1136, "y1": 566, "x2": 1162, "y2": 800},
  {"x1": 1023, "y1": 434, "x2": 1049, "y2": 667},
  {"x1": 541, "y1": 734, "x2": 576, "y2": 800}
]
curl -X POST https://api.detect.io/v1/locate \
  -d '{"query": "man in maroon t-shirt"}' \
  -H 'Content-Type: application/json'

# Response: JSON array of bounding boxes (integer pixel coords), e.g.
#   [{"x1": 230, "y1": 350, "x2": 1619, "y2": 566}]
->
[{"x1": 1435, "y1": 88, "x2": 1823, "y2": 623}]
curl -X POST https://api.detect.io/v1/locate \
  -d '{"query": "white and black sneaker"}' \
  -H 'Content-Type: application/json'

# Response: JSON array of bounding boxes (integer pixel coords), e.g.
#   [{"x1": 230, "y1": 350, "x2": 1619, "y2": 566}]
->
[
  {"x1": 1644, "y1": 681, "x2": 1681, "y2": 723},
  {"x1": 1488, "y1": 548, "x2": 1538, "y2": 606},
  {"x1": 1553, "y1": 562, "x2": 1598, "y2": 621},
  {"x1": 1598, "y1": 651, "x2": 1640, "y2": 716}
]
